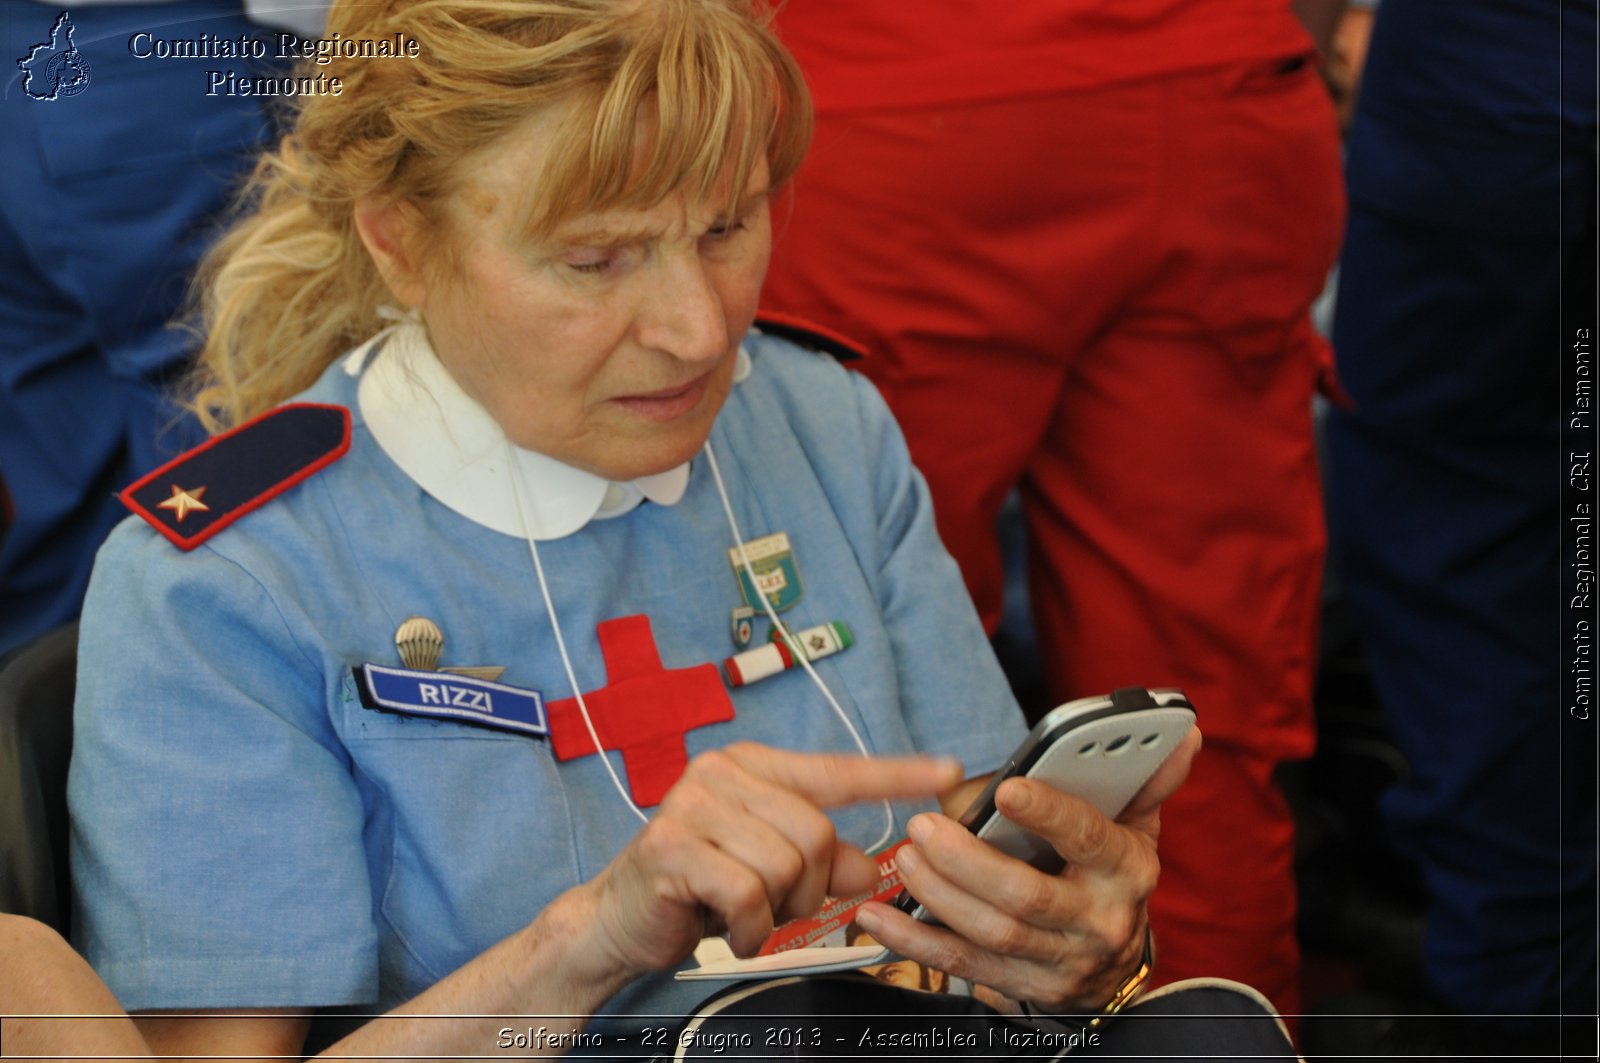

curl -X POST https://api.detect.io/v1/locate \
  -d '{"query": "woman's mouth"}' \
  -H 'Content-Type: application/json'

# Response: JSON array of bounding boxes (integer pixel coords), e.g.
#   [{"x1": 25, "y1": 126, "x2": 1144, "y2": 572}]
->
[{"x1": 609, "y1": 374, "x2": 712, "y2": 421}]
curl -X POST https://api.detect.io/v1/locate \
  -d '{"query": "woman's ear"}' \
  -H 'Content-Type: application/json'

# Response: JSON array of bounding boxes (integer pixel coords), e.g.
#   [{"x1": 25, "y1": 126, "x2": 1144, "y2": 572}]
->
[{"x1": 354, "y1": 198, "x2": 429, "y2": 308}]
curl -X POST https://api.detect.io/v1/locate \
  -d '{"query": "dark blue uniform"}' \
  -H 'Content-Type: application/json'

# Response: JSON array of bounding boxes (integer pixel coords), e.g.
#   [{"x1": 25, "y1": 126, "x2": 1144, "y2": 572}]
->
[
  {"x1": 0, "y1": 1, "x2": 289, "y2": 655},
  {"x1": 1326, "y1": 0, "x2": 1598, "y2": 1019}
]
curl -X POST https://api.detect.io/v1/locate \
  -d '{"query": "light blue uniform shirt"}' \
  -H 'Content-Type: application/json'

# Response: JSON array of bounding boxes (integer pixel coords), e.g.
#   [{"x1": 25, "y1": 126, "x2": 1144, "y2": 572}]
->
[{"x1": 70, "y1": 326, "x2": 1025, "y2": 1019}]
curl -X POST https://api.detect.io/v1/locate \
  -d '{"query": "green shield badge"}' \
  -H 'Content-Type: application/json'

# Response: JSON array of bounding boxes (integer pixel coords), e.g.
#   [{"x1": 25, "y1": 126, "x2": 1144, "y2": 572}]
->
[{"x1": 728, "y1": 532, "x2": 803, "y2": 613}]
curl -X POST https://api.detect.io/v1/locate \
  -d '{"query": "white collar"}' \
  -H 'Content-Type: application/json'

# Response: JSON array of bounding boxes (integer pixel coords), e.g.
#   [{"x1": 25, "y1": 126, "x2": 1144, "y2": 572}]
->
[{"x1": 354, "y1": 322, "x2": 747, "y2": 540}]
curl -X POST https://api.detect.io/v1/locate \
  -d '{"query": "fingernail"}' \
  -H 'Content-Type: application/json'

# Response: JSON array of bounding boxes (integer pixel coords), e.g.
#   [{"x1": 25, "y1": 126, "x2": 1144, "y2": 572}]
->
[
  {"x1": 907, "y1": 814, "x2": 933, "y2": 843},
  {"x1": 855, "y1": 907, "x2": 883, "y2": 935},
  {"x1": 894, "y1": 846, "x2": 920, "y2": 875}
]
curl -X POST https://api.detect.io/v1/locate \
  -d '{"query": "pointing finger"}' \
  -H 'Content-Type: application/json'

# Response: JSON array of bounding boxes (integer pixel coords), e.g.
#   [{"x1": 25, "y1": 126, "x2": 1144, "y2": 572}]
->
[{"x1": 726, "y1": 743, "x2": 965, "y2": 808}]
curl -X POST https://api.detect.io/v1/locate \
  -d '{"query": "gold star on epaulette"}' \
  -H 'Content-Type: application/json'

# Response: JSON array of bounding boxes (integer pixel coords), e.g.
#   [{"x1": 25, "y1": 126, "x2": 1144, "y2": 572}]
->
[{"x1": 157, "y1": 484, "x2": 210, "y2": 522}]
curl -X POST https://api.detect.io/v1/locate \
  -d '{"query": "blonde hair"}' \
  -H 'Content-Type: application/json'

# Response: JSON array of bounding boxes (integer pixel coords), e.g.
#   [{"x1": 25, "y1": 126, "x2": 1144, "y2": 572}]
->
[{"x1": 188, "y1": 0, "x2": 810, "y2": 432}]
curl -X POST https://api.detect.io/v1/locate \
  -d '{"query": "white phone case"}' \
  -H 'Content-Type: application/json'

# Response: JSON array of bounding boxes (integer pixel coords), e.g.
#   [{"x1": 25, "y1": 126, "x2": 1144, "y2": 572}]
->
[{"x1": 896, "y1": 687, "x2": 1196, "y2": 921}]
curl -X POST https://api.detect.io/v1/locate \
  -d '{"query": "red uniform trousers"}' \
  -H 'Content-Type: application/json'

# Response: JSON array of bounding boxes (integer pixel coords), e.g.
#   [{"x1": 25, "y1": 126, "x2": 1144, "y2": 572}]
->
[{"x1": 762, "y1": 58, "x2": 1344, "y2": 1018}]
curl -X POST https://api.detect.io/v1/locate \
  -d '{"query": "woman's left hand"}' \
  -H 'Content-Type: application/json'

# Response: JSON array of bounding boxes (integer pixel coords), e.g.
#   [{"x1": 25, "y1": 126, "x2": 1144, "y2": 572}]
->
[{"x1": 851, "y1": 728, "x2": 1200, "y2": 1012}]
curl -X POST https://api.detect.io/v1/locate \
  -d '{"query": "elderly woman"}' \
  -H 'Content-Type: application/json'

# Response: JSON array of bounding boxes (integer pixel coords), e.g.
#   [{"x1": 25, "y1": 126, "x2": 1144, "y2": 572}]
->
[{"x1": 55, "y1": 0, "x2": 1200, "y2": 1056}]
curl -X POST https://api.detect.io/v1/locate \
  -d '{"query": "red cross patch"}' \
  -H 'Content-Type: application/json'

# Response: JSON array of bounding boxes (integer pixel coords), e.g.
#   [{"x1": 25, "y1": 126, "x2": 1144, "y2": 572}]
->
[{"x1": 547, "y1": 615, "x2": 735, "y2": 807}]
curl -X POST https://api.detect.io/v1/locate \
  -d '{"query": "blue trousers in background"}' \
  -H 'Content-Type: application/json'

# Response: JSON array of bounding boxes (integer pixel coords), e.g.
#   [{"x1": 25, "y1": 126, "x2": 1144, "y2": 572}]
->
[
  {"x1": 0, "y1": 0, "x2": 287, "y2": 655},
  {"x1": 1325, "y1": 0, "x2": 1598, "y2": 1019}
]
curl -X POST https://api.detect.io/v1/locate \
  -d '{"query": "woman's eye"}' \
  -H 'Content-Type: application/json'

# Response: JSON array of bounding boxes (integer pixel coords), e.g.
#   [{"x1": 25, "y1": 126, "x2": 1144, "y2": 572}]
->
[
  {"x1": 705, "y1": 219, "x2": 747, "y2": 241},
  {"x1": 564, "y1": 251, "x2": 615, "y2": 274}
]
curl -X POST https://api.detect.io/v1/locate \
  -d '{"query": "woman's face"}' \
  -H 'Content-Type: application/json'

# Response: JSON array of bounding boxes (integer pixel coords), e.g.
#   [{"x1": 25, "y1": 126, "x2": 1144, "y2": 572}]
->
[{"x1": 394, "y1": 110, "x2": 772, "y2": 481}]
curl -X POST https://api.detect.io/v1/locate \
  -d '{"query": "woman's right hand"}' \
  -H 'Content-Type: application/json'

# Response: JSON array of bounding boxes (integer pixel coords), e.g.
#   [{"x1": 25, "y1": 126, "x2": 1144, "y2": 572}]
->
[{"x1": 561, "y1": 742, "x2": 963, "y2": 987}]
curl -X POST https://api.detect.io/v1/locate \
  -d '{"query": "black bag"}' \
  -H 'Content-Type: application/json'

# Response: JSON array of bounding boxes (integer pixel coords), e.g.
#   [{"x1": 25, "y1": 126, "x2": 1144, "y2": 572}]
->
[{"x1": 670, "y1": 974, "x2": 1300, "y2": 1061}]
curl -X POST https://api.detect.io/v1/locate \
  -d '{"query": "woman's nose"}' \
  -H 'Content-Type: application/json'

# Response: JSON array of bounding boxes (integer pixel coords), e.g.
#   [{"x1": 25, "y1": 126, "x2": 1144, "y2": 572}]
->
[{"x1": 635, "y1": 255, "x2": 730, "y2": 364}]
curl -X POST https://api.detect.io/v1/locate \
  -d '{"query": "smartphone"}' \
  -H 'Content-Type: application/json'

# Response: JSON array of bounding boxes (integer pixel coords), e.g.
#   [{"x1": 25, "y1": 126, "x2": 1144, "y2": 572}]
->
[{"x1": 894, "y1": 686, "x2": 1196, "y2": 919}]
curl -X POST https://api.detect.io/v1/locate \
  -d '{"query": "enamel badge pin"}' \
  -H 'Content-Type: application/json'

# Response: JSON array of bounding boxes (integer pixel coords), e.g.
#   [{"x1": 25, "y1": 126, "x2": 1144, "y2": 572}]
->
[
  {"x1": 728, "y1": 532, "x2": 803, "y2": 613},
  {"x1": 394, "y1": 615, "x2": 506, "y2": 681},
  {"x1": 730, "y1": 606, "x2": 756, "y2": 649}
]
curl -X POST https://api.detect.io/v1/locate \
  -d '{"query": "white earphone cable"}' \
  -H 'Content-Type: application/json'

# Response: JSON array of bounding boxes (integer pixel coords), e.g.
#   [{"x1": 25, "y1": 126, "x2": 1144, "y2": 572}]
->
[
  {"x1": 702, "y1": 440, "x2": 896, "y2": 854},
  {"x1": 509, "y1": 453, "x2": 650, "y2": 826}
]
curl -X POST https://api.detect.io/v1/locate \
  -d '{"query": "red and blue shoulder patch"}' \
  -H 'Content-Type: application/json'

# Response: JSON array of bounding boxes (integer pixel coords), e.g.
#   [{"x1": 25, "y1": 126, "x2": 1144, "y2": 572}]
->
[
  {"x1": 120, "y1": 403, "x2": 351, "y2": 551},
  {"x1": 753, "y1": 311, "x2": 867, "y2": 362}
]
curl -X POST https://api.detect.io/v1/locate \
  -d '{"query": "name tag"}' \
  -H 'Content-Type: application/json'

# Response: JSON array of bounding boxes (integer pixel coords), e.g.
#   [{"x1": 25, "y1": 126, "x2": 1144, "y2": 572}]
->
[{"x1": 355, "y1": 664, "x2": 548, "y2": 738}]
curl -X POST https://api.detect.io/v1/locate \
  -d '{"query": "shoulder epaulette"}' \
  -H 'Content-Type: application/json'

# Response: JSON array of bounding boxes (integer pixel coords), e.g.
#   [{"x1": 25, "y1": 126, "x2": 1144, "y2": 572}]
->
[
  {"x1": 120, "y1": 403, "x2": 351, "y2": 551},
  {"x1": 754, "y1": 311, "x2": 868, "y2": 362}
]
